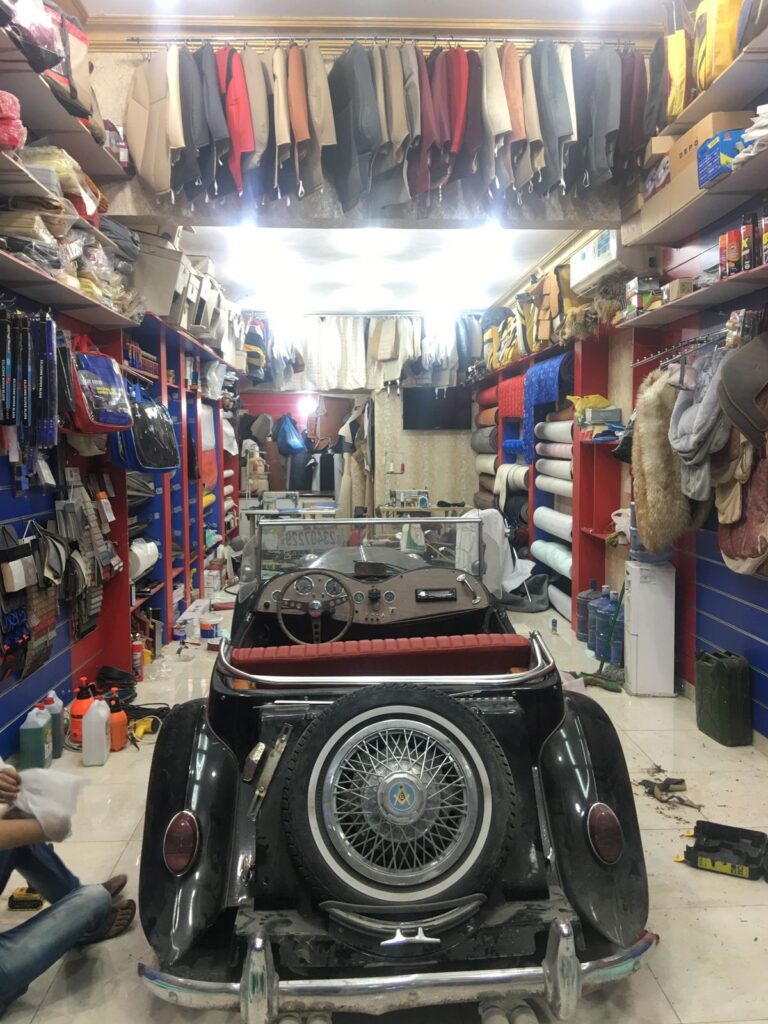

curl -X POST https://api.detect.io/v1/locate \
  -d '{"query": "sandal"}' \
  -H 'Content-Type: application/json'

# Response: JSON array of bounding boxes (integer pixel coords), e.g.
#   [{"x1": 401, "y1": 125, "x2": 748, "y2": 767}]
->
[
  {"x1": 95, "y1": 898, "x2": 136, "y2": 942},
  {"x1": 102, "y1": 874, "x2": 128, "y2": 900}
]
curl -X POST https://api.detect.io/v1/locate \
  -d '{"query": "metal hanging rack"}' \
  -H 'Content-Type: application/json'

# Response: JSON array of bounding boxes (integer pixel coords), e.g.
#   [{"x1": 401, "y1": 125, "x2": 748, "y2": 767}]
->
[
  {"x1": 125, "y1": 31, "x2": 648, "y2": 49},
  {"x1": 631, "y1": 328, "x2": 729, "y2": 369}
]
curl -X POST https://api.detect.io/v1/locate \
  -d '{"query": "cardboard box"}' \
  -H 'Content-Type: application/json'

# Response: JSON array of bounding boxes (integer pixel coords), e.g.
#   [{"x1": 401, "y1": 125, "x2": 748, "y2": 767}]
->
[
  {"x1": 662, "y1": 278, "x2": 695, "y2": 303},
  {"x1": 698, "y1": 129, "x2": 748, "y2": 187},
  {"x1": 643, "y1": 135, "x2": 674, "y2": 169},
  {"x1": 670, "y1": 111, "x2": 753, "y2": 176},
  {"x1": 621, "y1": 161, "x2": 703, "y2": 246},
  {"x1": 132, "y1": 244, "x2": 190, "y2": 318}
]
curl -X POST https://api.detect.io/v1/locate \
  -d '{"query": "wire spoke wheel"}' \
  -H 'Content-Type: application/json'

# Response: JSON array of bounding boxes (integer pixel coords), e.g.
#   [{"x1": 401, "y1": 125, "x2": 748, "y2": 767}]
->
[{"x1": 322, "y1": 720, "x2": 479, "y2": 887}]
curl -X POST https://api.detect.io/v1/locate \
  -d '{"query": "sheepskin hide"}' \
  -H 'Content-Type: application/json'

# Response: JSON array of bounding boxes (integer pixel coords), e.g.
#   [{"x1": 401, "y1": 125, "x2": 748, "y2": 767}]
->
[{"x1": 632, "y1": 369, "x2": 692, "y2": 552}]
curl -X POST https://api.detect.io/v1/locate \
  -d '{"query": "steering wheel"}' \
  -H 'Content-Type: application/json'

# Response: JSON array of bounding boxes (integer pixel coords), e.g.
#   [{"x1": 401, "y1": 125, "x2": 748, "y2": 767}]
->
[{"x1": 276, "y1": 569, "x2": 355, "y2": 645}]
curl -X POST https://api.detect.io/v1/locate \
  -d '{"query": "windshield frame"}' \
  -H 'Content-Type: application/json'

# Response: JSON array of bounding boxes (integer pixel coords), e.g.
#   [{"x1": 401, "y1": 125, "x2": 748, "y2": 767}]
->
[{"x1": 239, "y1": 516, "x2": 486, "y2": 598}]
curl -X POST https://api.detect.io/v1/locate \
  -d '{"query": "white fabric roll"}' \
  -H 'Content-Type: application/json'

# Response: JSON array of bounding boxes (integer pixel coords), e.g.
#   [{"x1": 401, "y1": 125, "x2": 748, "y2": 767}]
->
[
  {"x1": 223, "y1": 469, "x2": 235, "y2": 479},
  {"x1": 535, "y1": 420, "x2": 574, "y2": 442},
  {"x1": 536, "y1": 475, "x2": 574, "y2": 498},
  {"x1": 548, "y1": 584, "x2": 572, "y2": 621},
  {"x1": 224, "y1": 498, "x2": 235, "y2": 512},
  {"x1": 536, "y1": 458, "x2": 573, "y2": 481},
  {"x1": 223, "y1": 485, "x2": 234, "y2": 497},
  {"x1": 533, "y1": 506, "x2": 573, "y2": 542},
  {"x1": 493, "y1": 463, "x2": 529, "y2": 512},
  {"x1": 531, "y1": 539, "x2": 573, "y2": 579},
  {"x1": 535, "y1": 442, "x2": 573, "y2": 459},
  {"x1": 128, "y1": 538, "x2": 159, "y2": 581},
  {"x1": 475, "y1": 454, "x2": 499, "y2": 475}
]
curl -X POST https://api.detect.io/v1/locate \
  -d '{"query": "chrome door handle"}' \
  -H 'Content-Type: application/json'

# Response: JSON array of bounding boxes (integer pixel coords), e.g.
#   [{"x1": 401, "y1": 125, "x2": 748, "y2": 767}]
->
[{"x1": 457, "y1": 573, "x2": 482, "y2": 605}]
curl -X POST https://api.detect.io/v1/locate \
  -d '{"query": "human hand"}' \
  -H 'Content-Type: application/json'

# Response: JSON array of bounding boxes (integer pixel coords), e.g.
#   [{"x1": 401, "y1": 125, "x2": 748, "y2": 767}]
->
[{"x1": 0, "y1": 768, "x2": 21, "y2": 803}]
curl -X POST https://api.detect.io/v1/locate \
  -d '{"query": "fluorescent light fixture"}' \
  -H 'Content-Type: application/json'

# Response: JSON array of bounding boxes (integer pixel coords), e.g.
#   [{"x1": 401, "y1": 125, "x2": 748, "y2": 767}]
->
[{"x1": 298, "y1": 394, "x2": 319, "y2": 418}]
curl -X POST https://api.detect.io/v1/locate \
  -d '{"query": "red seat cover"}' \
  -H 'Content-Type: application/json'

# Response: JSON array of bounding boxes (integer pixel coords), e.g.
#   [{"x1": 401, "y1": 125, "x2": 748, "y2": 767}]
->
[{"x1": 230, "y1": 633, "x2": 530, "y2": 677}]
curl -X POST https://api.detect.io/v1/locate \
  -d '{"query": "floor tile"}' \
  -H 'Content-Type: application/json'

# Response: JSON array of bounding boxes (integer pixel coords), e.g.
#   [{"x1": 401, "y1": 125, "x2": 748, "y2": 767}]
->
[
  {"x1": 67, "y1": 783, "x2": 146, "y2": 843},
  {"x1": 628, "y1": 730, "x2": 768, "y2": 774},
  {"x1": 644, "y1": 827, "x2": 768, "y2": 911},
  {"x1": 0, "y1": 961, "x2": 62, "y2": 1024},
  {"x1": 0, "y1": 841, "x2": 126, "y2": 906},
  {"x1": 649, "y1": 906, "x2": 768, "y2": 1023},
  {"x1": 536, "y1": 963, "x2": 679, "y2": 1023}
]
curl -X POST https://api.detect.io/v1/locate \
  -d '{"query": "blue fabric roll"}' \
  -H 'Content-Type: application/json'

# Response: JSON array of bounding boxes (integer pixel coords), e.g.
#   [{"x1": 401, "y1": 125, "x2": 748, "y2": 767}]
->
[{"x1": 523, "y1": 351, "x2": 574, "y2": 462}]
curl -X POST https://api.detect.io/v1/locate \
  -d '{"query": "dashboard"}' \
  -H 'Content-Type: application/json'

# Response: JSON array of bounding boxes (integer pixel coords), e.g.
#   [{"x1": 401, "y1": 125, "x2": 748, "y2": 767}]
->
[{"x1": 256, "y1": 567, "x2": 490, "y2": 626}]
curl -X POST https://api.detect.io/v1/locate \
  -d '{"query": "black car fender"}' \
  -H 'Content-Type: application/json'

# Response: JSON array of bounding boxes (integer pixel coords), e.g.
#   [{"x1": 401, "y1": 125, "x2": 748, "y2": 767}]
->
[
  {"x1": 539, "y1": 692, "x2": 649, "y2": 948},
  {"x1": 139, "y1": 699, "x2": 239, "y2": 967}
]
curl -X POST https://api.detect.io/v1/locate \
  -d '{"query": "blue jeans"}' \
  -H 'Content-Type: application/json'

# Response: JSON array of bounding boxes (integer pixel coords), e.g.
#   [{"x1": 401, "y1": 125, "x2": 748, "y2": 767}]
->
[{"x1": 0, "y1": 844, "x2": 112, "y2": 1015}]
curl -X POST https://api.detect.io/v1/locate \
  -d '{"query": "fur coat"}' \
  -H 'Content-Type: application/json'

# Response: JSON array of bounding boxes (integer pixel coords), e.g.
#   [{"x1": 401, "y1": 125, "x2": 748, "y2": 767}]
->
[{"x1": 633, "y1": 368, "x2": 692, "y2": 552}]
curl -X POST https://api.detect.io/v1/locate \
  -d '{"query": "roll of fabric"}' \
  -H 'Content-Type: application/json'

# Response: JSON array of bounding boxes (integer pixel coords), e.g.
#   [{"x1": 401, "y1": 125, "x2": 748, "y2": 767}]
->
[
  {"x1": 494, "y1": 463, "x2": 529, "y2": 511},
  {"x1": 523, "y1": 351, "x2": 574, "y2": 460},
  {"x1": 534, "y1": 419, "x2": 573, "y2": 442},
  {"x1": 535, "y1": 441, "x2": 573, "y2": 459},
  {"x1": 536, "y1": 475, "x2": 574, "y2": 498},
  {"x1": 224, "y1": 498, "x2": 235, "y2": 512},
  {"x1": 474, "y1": 490, "x2": 496, "y2": 509},
  {"x1": 223, "y1": 468, "x2": 235, "y2": 479},
  {"x1": 531, "y1": 539, "x2": 573, "y2": 579},
  {"x1": 223, "y1": 484, "x2": 234, "y2": 497},
  {"x1": 476, "y1": 384, "x2": 499, "y2": 407},
  {"x1": 202, "y1": 491, "x2": 217, "y2": 508},
  {"x1": 499, "y1": 375, "x2": 525, "y2": 420},
  {"x1": 479, "y1": 473, "x2": 496, "y2": 492},
  {"x1": 548, "y1": 584, "x2": 572, "y2": 620},
  {"x1": 475, "y1": 405, "x2": 499, "y2": 427},
  {"x1": 536, "y1": 458, "x2": 573, "y2": 481},
  {"x1": 471, "y1": 425, "x2": 498, "y2": 453},
  {"x1": 504, "y1": 492, "x2": 529, "y2": 530},
  {"x1": 475, "y1": 453, "x2": 499, "y2": 475},
  {"x1": 128, "y1": 538, "x2": 160, "y2": 581},
  {"x1": 533, "y1": 506, "x2": 573, "y2": 542}
]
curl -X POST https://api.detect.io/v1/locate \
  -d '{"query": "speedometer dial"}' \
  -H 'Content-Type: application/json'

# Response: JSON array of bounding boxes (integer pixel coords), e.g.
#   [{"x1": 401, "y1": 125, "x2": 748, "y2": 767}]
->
[{"x1": 294, "y1": 576, "x2": 314, "y2": 596}]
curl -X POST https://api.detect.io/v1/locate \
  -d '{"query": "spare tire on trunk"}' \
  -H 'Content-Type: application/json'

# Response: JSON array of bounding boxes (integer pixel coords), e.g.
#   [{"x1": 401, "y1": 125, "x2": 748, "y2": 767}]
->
[{"x1": 282, "y1": 683, "x2": 516, "y2": 905}]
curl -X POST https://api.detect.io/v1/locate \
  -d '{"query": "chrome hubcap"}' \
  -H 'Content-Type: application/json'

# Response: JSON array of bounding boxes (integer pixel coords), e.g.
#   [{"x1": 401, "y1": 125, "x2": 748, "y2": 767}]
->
[{"x1": 321, "y1": 720, "x2": 478, "y2": 886}]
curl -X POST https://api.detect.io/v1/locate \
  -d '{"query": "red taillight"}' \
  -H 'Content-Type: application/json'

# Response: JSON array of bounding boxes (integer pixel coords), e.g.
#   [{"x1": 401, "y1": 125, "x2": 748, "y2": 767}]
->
[
  {"x1": 586, "y1": 803, "x2": 624, "y2": 865},
  {"x1": 163, "y1": 811, "x2": 200, "y2": 875}
]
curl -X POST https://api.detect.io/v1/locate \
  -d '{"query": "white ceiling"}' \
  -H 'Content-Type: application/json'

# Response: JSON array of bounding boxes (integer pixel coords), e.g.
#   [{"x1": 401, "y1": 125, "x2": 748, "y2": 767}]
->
[
  {"x1": 87, "y1": 0, "x2": 664, "y2": 26},
  {"x1": 185, "y1": 225, "x2": 571, "y2": 315}
]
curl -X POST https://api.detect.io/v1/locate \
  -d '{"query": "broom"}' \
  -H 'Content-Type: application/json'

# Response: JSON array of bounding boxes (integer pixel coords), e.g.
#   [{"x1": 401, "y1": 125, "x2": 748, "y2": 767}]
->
[{"x1": 579, "y1": 583, "x2": 625, "y2": 692}]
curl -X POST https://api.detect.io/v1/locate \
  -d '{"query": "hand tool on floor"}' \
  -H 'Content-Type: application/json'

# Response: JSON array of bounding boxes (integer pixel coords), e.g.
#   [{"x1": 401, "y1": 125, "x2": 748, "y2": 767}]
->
[
  {"x1": 8, "y1": 887, "x2": 43, "y2": 910},
  {"x1": 639, "y1": 776, "x2": 703, "y2": 809}
]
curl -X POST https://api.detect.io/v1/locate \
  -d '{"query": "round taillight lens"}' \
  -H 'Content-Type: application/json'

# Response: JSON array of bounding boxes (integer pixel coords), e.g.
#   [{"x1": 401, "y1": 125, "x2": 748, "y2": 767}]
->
[
  {"x1": 163, "y1": 811, "x2": 200, "y2": 875},
  {"x1": 586, "y1": 802, "x2": 624, "y2": 865}
]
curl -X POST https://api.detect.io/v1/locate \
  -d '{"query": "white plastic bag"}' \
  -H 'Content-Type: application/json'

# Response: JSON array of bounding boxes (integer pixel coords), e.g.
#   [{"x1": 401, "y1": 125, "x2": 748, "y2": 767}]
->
[{"x1": 0, "y1": 756, "x2": 87, "y2": 842}]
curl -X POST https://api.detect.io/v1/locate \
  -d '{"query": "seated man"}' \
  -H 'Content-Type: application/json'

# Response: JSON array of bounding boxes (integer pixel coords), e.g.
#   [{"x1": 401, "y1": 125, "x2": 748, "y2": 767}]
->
[{"x1": 0, "y1": 766, "x2": 135, "y2": 1015}]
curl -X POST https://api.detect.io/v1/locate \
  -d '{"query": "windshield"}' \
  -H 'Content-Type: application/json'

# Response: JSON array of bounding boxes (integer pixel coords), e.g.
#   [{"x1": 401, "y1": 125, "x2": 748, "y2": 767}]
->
[{"x1": 238, "y1": 516, "x2": 486, "y2": 600}]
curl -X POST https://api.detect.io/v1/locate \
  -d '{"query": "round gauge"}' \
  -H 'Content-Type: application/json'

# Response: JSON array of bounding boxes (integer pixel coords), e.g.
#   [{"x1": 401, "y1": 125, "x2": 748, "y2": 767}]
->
[
  {"x1": 353, "y1": 591, "x2": 365, "y2": 605},
  {"x1": 383, "y1": 590, "x2": 396, "y2": 604},
  {"x1": 294, "y1": 576, "x2": 314, "y2": 596},
  {"x1": 271, "y1": 590, "x2": 282, "y2": 603},
  {"x1": 325, "y1": 578, "x2": 344, "y2": 598}
]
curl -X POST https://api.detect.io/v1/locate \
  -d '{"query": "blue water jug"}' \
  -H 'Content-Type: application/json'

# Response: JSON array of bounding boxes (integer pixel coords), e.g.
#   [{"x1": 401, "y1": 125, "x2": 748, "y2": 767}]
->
[
  {"x1": 588, "y1": 585, "x2": 610, "y2": 654},
  {"x1": 610, "y1": 602, "x2": 625, "y2": 667},
  {"x1": 576, "y1": 578, "x2": 601, "y2": 643},
  {"x1": 596, "y1": 590, "x2": 620, "y2": 663}
]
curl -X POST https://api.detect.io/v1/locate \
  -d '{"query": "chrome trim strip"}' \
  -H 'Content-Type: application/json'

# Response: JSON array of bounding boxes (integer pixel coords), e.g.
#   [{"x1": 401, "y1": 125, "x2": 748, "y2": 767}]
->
[
  {"x1": 217, "y1": 630, "x2": 556, "y2": 692},
  {"x1": 138, "y1": 927, "x2": 657, "y2": 1019}
]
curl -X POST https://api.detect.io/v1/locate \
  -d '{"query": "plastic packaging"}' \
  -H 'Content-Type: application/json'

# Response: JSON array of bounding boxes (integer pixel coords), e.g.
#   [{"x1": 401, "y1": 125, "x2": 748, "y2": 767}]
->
[
  {"x1": 18, "y1": 706, "x2": 53, "y2": 769},
  {"x1": 0, "y1": 754, "x2": 86, "y2": 843},
  {"x1": 82, "y1": 697, "x2": 110, "y2": 767},
  {"x1": 42, "y1": 690, "x2": 64, "y2": 758},
  {"x1": 588, "y1": 585, "x2": 611, "y2": 655},
  {"x1": 610, "y1": 603, "x2": 626, "y2": 667}
]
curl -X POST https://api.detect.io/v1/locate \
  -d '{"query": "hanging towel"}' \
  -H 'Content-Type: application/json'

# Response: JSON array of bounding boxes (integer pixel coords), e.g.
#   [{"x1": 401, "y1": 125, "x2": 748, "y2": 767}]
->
[
  {"x1": 533, "y1": 506, "x2": 573, "y2": 542},
  {"x1": 531, "y1": 539, "x2": 573, "y2": 579},
  {"x1": 499, "y1": 374, "x2": 525, "y2": 420},
  {"x1": 536, "y1": 458, "x2": 573, "y2": 481},
  {"x1": 475, "y1": 454, "x2": 499, "y2": 475},
  {"x1": 476, "y1": 383, "x2": 499, "y2": 407},
  {"x1": 471, "y1": 426, "x2": 498, "y2": 454},
  {"x1": 475, "y1": 405, "x2": 499, "y2": 427},
  {"x1": 534, "y1": 419, "x2": 573, "y2": 442},
  {"x1": 535, "y1": 441, "x2": 573, "y2": 459},
  {"x1": 536, "y1": 475, "x2": 573, "y2": 498},
  {"x1": 523, "y1": 352, "x2": 574, "y2": 461},
  {"x1": 548, "y1": 584, "x2": 572, "y2": 620}
]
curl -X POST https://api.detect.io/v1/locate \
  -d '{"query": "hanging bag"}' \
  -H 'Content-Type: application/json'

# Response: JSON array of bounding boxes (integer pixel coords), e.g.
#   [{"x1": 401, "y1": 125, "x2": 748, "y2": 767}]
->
[
  {"x1": 69, "y1": 336, "x2": 132, "y2": 433},
  {"x1": 42, "y1": 2, "x2": 93, "y2": 118},
  {"x1": 694, "y1": 0, "x2": 741, "y2": 89},
  {"x1": 738, "y1": 0, "x2": 768, "y2": 49},
  {"x1": 108, "y1": 383, "x2": 180, "y2": 472},
  {"x1": 274, "y1": 413, "x2": 306, "y2": 456}
]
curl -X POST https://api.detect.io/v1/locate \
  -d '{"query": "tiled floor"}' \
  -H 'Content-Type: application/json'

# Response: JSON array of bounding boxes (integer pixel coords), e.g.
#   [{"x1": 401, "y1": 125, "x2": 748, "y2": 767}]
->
[{"x1": 3, "y1": 609, "x2": 768, "y2": 1024}]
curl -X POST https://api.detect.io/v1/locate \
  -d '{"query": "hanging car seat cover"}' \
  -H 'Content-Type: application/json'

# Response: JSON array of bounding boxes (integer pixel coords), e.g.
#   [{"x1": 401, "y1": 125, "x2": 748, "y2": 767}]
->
[
  {"x1": 718, "y1": 333, "x2": 768, "y2": 447},
  {"x1": 70, "y1": 338, "x2": 132, "y2": 432},
  {"x1": 109, "y1": 383, "x2": 180, "y2": 472}
]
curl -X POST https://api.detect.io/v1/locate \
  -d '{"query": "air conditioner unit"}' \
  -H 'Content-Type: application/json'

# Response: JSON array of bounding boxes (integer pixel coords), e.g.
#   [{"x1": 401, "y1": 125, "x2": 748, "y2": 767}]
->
[{"x1": 569, "y1": 230, "x2": 658, "y2": 295}]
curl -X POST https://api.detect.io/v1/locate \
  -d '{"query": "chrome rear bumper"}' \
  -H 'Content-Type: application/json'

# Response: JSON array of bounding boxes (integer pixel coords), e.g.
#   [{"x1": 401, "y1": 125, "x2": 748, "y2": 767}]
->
[{"x1": 138, "y1": 919, "x2": 657, "y2": 1021}]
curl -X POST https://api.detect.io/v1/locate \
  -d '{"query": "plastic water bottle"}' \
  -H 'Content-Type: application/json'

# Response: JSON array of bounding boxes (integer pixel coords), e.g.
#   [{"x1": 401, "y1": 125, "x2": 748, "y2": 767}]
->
[
  {"x1": 82, "y1": 697, "x2": 111, "y2": 767},
  {"x1": 43, "y1": 691, "x2": 64, "y2": 758},
  {"x1": 18, "y1": 706, "x2": 53, "y2": 769},
  {"x1": 596, "y1": 590, "x2": 620, "y2": 663},
  {"x1": 576, "y1": 578, "x2": 601, "y2": 642},
  {"x1": 588, "y1": 585, "x2": 610, "y2": 654},
  {"x1": 610, "y1": 601, "x2": 625, "y2": 667}
]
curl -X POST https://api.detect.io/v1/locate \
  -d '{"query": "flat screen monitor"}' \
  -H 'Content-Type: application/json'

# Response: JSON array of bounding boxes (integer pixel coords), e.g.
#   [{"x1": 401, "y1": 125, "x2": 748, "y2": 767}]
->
[{"x1": 402, "y1": 387, "x2": 472, "y2": 431}]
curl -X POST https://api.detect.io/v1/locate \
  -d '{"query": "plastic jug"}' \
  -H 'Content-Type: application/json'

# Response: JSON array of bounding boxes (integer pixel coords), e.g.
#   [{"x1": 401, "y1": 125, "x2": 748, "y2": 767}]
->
[
  {"x1": 610, "y1": 603, "x2": 626, "y2": 668},
  {"x1": 82, "y1": 697, "x2": 111, "y2": 767},
  {"x1": 596, "y1": 590, "x2": 620, "y2": 663},
  {"x1": 43, "y1": 691, "x2": 64, "y2": 758},
  {"x1": 19, "y1": 705, "x2": 53, "y2": 770},
  {"x1": 70, "y1": 677, "x2": 95, "y2": 746},
  {"x1": 588, "y1": 585, "x2": 610, "y2": 654},
  {"x1": 576, "y1": 578, "x2": 601, "y2": 643}
]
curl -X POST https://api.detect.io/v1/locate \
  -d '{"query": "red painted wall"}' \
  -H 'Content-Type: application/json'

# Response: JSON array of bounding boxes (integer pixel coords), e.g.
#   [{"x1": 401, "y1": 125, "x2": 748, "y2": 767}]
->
[{"x1": 240, "y1": 392, "x2": 308, "y2": 431}]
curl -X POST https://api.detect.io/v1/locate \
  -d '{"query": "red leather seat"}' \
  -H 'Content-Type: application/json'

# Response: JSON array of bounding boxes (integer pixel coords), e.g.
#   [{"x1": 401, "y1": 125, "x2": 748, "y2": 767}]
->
[{"x1": 230, "y1": 633, "x2": 530, "y2": 677}]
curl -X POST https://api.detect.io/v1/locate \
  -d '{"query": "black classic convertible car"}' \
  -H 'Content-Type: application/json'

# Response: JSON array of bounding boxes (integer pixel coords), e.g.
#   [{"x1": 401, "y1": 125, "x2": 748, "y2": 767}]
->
[{"x1": 138, "y1": 517, "x2": 656, "y2": 1022}]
